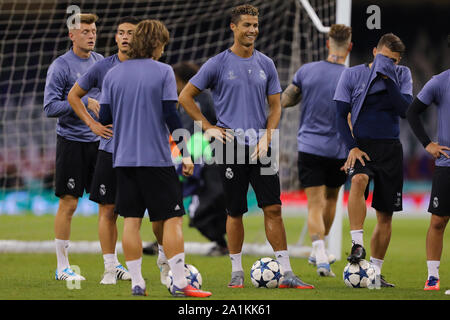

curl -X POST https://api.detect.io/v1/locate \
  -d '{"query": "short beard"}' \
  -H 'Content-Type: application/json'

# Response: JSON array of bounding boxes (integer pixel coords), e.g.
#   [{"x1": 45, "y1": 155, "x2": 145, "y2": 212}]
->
[{"x1": 239, "y1": 38, "x2": 254, "y2": 48}]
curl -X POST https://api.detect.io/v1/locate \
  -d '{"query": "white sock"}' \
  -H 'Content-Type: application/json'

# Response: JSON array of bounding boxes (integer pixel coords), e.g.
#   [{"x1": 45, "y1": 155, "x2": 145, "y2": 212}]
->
[
  {"x1": 168, "y1": 253, "x2": 188, "y2": 289},
  {"x1": 427, "y1": 260, "x2": 440, "y2": 279},
  {"x1": 229, "y1": 252, "x2": 243, "y2": 272},
  {"x1": 350, "y1": 229, "x2": 364, "y2": 246},
  {"x1": 158, "y1": 244, "x2": 167, "y2": 262},
  {"x1": 309, "y1": 246, "x2": 316, "y2": 257},
  {"x1": 55, "y1": 239, "x2": 70, "y2": 273},
  {"x1": 114, "y1": 249, "x2": 120, "y2": 265},
  {"x1": 312, "y1": 240, "x2": 327, "y2": 265},
  {"x1": 103, "y1": 254, "x2": 116, "y2": 270},
  {"x1": 370, "y1": 257, "x2": 383, "y2": 275},
  {"x1": 274, "y1": 250, "x2": 292, "y2": 273},
  {"x1": 126, "y1": 257, "x2": 146, "y2": 289}
]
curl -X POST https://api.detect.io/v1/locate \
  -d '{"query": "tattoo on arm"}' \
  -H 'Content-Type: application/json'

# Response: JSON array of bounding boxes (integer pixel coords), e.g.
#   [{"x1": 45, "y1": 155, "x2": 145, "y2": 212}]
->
[{"x1": 281, "y1": 84, "x2": 302, "y2": 108}]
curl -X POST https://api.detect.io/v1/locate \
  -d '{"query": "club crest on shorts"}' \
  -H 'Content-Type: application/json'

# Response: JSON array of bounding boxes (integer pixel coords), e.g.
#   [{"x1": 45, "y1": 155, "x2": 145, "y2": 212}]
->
[
  {"x1": 99, "y1": 184, "x2": 106, "y2": 196},
  {"x1": 67, "y1": 178, "x2": 75, "y2": 190},
  {"x1": 225, "y1": 167, "x2": 234, "y2": 179},
  {"x1": 433, "y1": 196, "x2": 439, "y2": 208}
]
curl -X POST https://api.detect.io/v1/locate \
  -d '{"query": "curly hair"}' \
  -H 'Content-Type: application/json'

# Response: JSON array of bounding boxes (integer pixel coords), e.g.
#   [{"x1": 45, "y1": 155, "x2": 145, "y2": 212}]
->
[{"x1": 127, "y1": 20, "x2": 169, "y2": 59}]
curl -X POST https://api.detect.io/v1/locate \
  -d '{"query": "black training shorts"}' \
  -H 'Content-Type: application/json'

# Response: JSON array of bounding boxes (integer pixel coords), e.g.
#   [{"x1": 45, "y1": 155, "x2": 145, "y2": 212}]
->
[
  {"x1": 54, "y1": 135, "x2": 99, "y2": 198},
  {"x1": 428, "y1": 166, "x2": 450, "y2": 217},
  {"x1": 89, "y1": 150, "x2": 116, "y2": 205},
  {"x1": 115, "y1": 166, "x2": 185, "y2": 221},
  {"x1": 216, "y1": 138, "x2": 281, "y2": 216},
  {"x1": 297, "y1": 151, "x2": 347, "y2": 189},
  {"x1": 348, "y1": 139, "x2": 403, "y2": 213}
]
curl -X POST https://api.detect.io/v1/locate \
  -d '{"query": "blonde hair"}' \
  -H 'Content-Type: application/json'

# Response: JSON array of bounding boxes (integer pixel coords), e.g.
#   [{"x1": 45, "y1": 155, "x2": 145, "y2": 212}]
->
[
  {"x1": 328, "y1": 24, "x2": 352, "y2": 49},
  {"x1": 128, "y1": 20, "x2": 169, "y2": 59},
  {"x1": 67, "y1": 13, "x2": 98, "y2": 30}
]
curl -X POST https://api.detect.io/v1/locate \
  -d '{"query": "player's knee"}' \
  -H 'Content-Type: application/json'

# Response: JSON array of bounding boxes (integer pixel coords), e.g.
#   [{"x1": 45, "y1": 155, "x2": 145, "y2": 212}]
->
[
  {"x1": 351, "y1": 174, "x2": 369, "y2": 190},
  {"x1": 430, "y1": 215, "x2": 449, "y2": 231},
  {"x1": 263, "y1": 204, "x2": 282, "y2": 218},
  {"x1": 377, "y1": 213, "x2": 392, "y2": 227},
  {"x1": 59, "y1": 195, "x2": 78, "y2": 214},
  {"x1": 99, "y1": 204, "x2": 116, "y2": 221},
  {"x1": 308, "y1": 197, "x2": 326, "y2": 214}
]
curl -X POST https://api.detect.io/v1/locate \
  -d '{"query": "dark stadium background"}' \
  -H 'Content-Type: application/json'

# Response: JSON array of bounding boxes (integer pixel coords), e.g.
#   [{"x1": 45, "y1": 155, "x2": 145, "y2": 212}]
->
[
  {"x1": 0, "y1": 0, "x2": 449, "y2": 195},
  {"x1": 351, "y1": 0, "x2": 450, "y2": 181}
]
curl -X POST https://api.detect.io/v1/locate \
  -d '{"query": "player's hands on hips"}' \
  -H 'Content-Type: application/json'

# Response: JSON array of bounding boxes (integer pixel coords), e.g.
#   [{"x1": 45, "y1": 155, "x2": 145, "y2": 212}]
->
[
  {"x1": 342, "y1": 147, "x2": 371, "y2": 173},
  {"x1": 425, "y1": 142, "x2": 450, "y2": 159},
  {"x1": 87, "y1": 97, "x2": 100, "y2": 118},
  {"x1": 181, "y1": 156, "x2": 194, "y2": 177},
  {"x1": 204, "y1": 125, "x2": 234, "y2": 144},
  {"x1": 88, "y1": 121, "x2": 113, "y2": 139}
]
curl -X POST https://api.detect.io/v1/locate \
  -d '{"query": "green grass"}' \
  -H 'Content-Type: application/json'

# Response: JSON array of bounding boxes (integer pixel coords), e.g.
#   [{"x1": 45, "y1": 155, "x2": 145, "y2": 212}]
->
[{"x1": 0, "y1": 214, "x2": 449, "y2": 300}]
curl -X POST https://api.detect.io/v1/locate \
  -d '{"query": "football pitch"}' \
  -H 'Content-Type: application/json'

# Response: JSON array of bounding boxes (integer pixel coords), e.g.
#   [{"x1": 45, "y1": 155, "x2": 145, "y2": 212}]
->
[{"x1": 0, "y1": 213, "x2": 449, "y2": 301}]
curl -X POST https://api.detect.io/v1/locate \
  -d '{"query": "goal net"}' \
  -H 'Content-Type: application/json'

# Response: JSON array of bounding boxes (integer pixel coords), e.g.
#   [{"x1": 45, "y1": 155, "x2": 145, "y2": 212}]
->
[{"x1": 0, "y1": 0, "x2": 337, "y2": 255}]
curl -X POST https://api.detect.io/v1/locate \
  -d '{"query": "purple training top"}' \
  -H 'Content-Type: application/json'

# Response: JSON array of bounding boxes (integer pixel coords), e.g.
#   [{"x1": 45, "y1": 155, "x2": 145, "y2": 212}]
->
[
  {"x1": 417, "y1": 69, "x2": 450, "y2": 167},
  {"x1": 77, "y1": 54, "x2": 121, "y2": 153},
  {"x1": 189, "y1": 49, "x2": 281, "y2": 145},
  {"x1": 100, "y1": 58, "x2": 178, "y2": 167},
  {"x1": 292, "y1": 60, "x2": 348, "y2": 159},
  {"x1": 44, "y1": 48, "x2": 104, "y2": 142}
]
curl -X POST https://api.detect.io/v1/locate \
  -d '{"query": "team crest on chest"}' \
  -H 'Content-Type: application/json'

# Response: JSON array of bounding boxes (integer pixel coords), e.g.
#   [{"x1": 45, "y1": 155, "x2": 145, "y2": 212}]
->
[
  {"x1": 259, "y1": 69, "x2": 266, "y2": 80},
  {"x1": 227, "y1": 70, "x2": 237, "y2": 80}
]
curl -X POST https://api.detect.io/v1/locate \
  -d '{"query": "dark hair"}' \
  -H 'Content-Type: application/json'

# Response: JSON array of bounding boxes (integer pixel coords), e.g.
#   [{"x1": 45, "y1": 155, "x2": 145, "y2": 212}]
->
[
  {"x1": 328, "y1": 24, "x2": 352, "y2": 45},
  {"x1": 128, "y1": 20, "x2": 169, "y2": 59},
  {"x1": 117, "y1": 16, "x2": 140, "y2": 28},
  {"x1": 377, "y1": 33, "x2": 405, "y2": 57},
  {"x1": 173, "y1": 61, "x2": 199, "y2": 83},
  {"x1": 230, "y1": 4, "x2": 259, "y2": 25}
]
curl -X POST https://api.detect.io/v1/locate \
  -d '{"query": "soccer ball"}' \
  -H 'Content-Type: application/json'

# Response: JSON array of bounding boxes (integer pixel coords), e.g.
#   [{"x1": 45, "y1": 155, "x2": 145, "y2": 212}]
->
[
  {"x1": 166, "y1": 264, "x2": 202, "y2": 291},
  {"x1": 343, "y1": 259, "x2": 376, "y2": 288},
  {"x1": 250, "y1": 257, "x2": 283, "y2": 288}
]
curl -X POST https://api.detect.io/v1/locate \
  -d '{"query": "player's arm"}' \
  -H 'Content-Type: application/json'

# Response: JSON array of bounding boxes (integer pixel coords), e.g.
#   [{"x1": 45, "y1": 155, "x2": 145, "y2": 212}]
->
[
  {"x1": 99, "y1": 103, "x2": 112, "y2": 126},
  {"x1": 281, "y1": 84, "x2": 302, "y2": 108},
  {"x1": 336, "y1": 100, "x2": 370, "y2": 171},
  {"x1": 43, "y1": 61, "x2": 79, "y2": 118},
  {"x1": 251, "y1": 93, "x2": 281, "y2": 161},
  {"x1": 383, "y1": 78, "x2": 413, "y2": 118},
  {"x1": 179, "y1": 82, "x2": 232, "y2": 143},
  {"x1": 334, "y1": 69, "x2": 370, "y2": 171},
  {"x1": 406, "y1": 98, "x2": 450, "y2": 159},
  {"x1": 67, "y1": 83, "x2": 113, "y2": 139},
  {"x1": 163, "y1": 99, "x2": 194, "y2": 176},
  {"x1": 375, "y1": 55, "x2": 413, "y2": 117}
]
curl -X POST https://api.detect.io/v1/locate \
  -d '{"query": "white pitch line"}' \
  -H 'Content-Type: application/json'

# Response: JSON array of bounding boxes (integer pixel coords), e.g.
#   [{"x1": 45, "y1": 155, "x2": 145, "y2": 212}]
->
[{"x1": 0, "y1": 240, "x2": 311, "y2": 257}]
